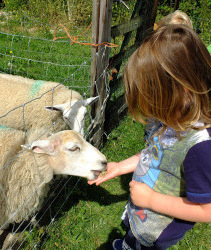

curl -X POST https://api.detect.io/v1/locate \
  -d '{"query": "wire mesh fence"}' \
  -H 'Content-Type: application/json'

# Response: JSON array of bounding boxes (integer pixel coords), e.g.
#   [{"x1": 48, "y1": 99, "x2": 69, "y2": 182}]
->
[
  {"x1": 0, "y1": 12, "x2": 91, "y2": 91},
  {"x1": 0, "y1": 6, "x2": 110, "y2": 249},
  {"x1": 0, "y1": 0, "x2": 210, "y2": 248}
]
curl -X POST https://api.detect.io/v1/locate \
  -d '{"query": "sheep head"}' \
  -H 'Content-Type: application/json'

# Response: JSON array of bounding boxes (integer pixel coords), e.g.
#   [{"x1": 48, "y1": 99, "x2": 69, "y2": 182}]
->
[
  {"x1": 24, "y1": 130, "x2": 107, "y2": 180},
  {"x1": 45, "y1": 96, "x2": 99, "y2": 136}
]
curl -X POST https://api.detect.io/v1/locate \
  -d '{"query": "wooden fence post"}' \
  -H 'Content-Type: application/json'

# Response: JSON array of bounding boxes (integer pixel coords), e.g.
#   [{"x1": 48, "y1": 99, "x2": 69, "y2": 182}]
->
[
  {"x1": 174, "y1": 0, "x2": 180, "y2": 10},
  {"x1": 104, "y1": 0, "x2": 157, "y2": 135},
  {"x1": 90, "y1": 0, "x2": 113, "y2": 148},
  {"x1": 135, "y1": 0, "x2": 157, "y2": 45}
]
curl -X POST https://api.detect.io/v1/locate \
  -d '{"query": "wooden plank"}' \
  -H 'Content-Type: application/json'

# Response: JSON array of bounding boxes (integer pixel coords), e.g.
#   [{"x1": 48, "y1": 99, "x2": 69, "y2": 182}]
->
[
  {"x1": 111, "y1": 16, "x2": 144, "y2": 38},
  {"x1": 110, "y1": 75, "x2": 123, "y2": 93},
  {"x1": 90, "y1": 0, "x2": 113, "y2": 148},
  {"x1": 151, "y1": 0, "x2": 158, "y2": 27},
  {"x1": 174, "y1": 0, "x2": 180, "y2": 10},
  {"x1": 109, "y1": 0, "x2": 143, "y2": 75},
  {"x1": 105, "y1": 0, "x2": 157, "y2": 135},
  {"x1": 91, "y1": 0, "x2": 100, "y2": 90},
  {"x1": 135, "y1": 0, "x2": 155, "y2": 44},
  {"x1": 110, "y1": 44, "x2": 139, "y2": 68},
  {"x1": 104, "y1": 93, "x2": 128, "y2": 135}
]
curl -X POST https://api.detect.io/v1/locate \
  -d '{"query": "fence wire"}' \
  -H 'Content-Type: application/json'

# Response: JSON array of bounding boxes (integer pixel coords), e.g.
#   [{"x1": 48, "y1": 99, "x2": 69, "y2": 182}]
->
[
  {"x1": 0, "y1": 9, "x2": 110, "y2": 249},
  {"x1": 0, "y1": 1, "x2": 210, "y2": 248}
]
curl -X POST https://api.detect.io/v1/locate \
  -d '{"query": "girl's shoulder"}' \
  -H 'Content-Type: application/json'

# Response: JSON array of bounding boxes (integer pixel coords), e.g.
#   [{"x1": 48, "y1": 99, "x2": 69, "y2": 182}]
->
[
  {"x1": 184, "y1": 127, "x2": 211, "y2": 170},
  {"x1": 184, "y1": 128, "x2": 211, "y2": 203},
  {"x1": 206, "y1": 127, "x2": 211, "y2": 136}
]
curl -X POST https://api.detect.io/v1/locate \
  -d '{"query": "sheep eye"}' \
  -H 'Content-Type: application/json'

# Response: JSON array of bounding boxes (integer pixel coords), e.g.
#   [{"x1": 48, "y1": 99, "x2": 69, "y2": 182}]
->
[{"x1": 68, "y1": 146, "x2": 80, "y2": 152}]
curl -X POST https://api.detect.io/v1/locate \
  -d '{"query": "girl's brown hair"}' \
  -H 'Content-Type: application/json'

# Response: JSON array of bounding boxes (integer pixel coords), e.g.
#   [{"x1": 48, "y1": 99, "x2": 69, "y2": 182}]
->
[
  {"x1": 153, "y1": 10, "x2": 193, "y2": 30},
  {"x1": 124, "y1": 24, "x2": 211, "y2": 132}
]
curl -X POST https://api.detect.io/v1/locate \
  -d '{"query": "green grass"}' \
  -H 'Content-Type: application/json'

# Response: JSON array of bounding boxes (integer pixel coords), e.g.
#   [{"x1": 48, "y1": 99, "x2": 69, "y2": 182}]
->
[
  {"x1": 0, "y1": 15, "x2": 92, "y2": 96},
  {"x1": 1, "y1": 6, "x2": 211, "y2": 250},
  {"x1": 20, "y1": 116, "x2": 146, "y2": 249},
  {"x1": 21, "y1": 115, "x2": 211, "y2": 249}
]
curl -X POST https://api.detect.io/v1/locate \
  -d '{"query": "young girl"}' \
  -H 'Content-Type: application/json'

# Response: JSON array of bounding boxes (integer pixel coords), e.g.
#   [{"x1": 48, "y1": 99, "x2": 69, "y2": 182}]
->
[
  {"x1": 88, "y1": 24, "x2": 211, "y2": 249},
  {"x1": 154, "y1": 9, "x2": 211, "y2": 57},
  {"x1": 153, "y1": 10, "x2": 193, "y2": 30}
]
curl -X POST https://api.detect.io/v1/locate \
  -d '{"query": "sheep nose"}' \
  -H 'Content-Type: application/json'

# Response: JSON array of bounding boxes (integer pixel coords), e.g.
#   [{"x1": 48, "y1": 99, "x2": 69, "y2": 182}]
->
[{"x1": 101, "y1": 160, "x2": 107, "y2": 167}]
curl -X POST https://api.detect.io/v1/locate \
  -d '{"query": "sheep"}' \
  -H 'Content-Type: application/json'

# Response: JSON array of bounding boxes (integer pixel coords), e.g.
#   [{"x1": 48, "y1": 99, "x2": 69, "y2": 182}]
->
[
  {"x1": 0, "y1": 128, "x2": 107, "y2": 231},
  {"x1": 0, "y1": 125, "x2": 25, "y2": 171},
  {"x1": 0, "y1": 73, "x2": 98, "y2": 136}
]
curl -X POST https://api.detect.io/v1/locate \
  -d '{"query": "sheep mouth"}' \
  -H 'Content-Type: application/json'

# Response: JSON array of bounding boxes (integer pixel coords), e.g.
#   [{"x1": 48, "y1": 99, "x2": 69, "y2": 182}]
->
[{"x1": 91, "y1": 170, "x2": 102, "y2": 178}]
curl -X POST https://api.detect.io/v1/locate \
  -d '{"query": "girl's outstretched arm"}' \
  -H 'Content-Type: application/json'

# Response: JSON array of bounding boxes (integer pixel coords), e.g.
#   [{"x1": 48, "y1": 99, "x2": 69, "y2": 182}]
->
[
  {"x1": 130, "y1": 180, "x2": 211, "y2": 223},
  {"x1": 88, "y1": 153, "x2": 141, "y2": 186}
]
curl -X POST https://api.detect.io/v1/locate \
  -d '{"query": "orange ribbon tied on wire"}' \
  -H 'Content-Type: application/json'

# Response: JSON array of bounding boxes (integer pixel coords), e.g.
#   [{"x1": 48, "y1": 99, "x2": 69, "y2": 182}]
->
[{"x1": 53, "y1": 24, "x2": 118, "y2": 48}]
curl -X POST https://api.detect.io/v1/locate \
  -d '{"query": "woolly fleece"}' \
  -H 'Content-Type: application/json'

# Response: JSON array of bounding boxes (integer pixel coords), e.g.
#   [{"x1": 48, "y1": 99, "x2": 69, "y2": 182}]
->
[{"x1": 0, "y1": 73, "x2": 82, "y2": 134}]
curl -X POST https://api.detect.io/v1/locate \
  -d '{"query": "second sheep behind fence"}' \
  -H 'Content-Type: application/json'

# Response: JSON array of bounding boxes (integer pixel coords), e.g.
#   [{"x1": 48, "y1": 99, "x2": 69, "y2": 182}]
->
[{"x1": 0, "y1": 73, "x2": 99, "y2": 137}]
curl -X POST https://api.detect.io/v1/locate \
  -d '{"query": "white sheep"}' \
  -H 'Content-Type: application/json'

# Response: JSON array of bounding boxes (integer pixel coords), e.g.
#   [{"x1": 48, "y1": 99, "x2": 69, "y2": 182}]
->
[
  {"x1": 0, "y1": 125, "x2": 25, "y2": 170},
  {"x1": 0, "y1": 127, "x2": 107, "y2": 232},
  {"x1": 0, "y1": 73, "x2": 98, "y2": 136}
]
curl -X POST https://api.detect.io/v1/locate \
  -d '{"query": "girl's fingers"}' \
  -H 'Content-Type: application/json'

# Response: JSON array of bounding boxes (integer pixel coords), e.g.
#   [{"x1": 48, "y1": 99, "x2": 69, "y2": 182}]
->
[
  {"x1": 88, "y1": 176, "x2": 104, "y2": 185},
  {"x1": 129, "y1": 180, "x2": 136, "y2": 187}
]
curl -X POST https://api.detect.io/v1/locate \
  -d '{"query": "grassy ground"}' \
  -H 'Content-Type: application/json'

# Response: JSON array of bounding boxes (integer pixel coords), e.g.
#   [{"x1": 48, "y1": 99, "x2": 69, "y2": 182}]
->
[
  {"x1": 0, "y1": 12, "x2": 92, "y2": 96},
  {"x1": 21, "y1": 115, "x2": 211, "y2": 249},
  {"x1": 0, "y1": 5, "x2": 211, "y2": 250},
  {"x1": 23, "y1": 115, "x2": 146, "y2": 249}
]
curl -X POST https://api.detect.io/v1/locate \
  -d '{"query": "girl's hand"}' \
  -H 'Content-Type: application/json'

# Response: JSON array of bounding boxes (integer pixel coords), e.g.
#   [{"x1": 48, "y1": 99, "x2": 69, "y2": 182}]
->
[
  {"x1": 129, "y1": 180, "x2": 154, "y2": 208},
  {"x1": 88, "y1": 162, "x2": 121, "y2": 186}
]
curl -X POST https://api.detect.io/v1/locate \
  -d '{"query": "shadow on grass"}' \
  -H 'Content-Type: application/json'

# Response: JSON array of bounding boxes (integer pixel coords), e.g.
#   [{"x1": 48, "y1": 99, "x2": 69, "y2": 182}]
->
[
  {"x1": 96, "y1": 227, "x2": 124, "y2": 250},
  {"x1": 2, "y1": 173, "x2": 131, "y2": 248},
  {"x1": 96, "y1": 221, "x2": 128, "y2": 250},
  {"x1": 35, "y1": 176, "x2": 130, "y2": 248},
  {"x1": 36, "y1": 176, "x2": 129, "y2": 227}
]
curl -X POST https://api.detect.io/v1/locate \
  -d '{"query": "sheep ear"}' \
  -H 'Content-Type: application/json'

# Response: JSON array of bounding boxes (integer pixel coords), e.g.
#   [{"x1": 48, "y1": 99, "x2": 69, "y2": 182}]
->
[
  {"x1": 22, "y1": 140, "x2": 54, "y2": 154},
  {"x1": 45, "y1": 96, "x2": 99, "y2": 111},
  {"x1": 32, "y1": 140, "x2": 54, "y2": 154},
  {"x1": 45, "y1": 104, "x2": 66, "y2": 112},
  {"x1": 81, "y1": 96, "x2": 99, "y2": 106}
]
